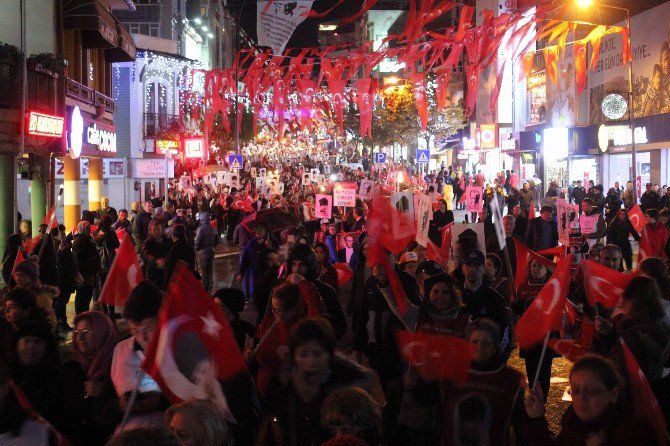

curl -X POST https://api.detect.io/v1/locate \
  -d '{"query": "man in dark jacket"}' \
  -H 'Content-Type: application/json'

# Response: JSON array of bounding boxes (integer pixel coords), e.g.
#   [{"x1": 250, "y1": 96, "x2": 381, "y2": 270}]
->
[
  {"x1": 525, "y1": 205, "x2": 558, "y2": 251},
  {"x1": 640, "y1": 182, "x2": 662, "y2": 212},
  {"x1": 141, "y1": 219, "x2": 172, "y2": 289},
  {"x1": 194, "y1": 211, "x2": 219, "y2": 293},
  {"x1": 164, "y1": 223, "x2": 196, "y2": 287},
  {"x1": 571, "y1": 180, "x2": 586, "y2": 207},
  {"x1": 132, "y1": 201, "x2": 153, "y2": 253}
]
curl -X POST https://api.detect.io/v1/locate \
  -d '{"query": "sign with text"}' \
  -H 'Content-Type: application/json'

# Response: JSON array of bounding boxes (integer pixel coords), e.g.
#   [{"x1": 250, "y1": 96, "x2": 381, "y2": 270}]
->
[
  {"x1": 465, "y1": 186, "x2": 484, "y2": 213},
  {"x1": 27, "y1": 111, "x2": 64, "y2": 137},
  {"x1": 333, "y1": 182, "x2": 357, "y2": 207},
  {"x1": 155, "y1": 140, "x2": 180, "y2": 156},
  {"x1": 133, "y1": 159, "x2": 175, "y2": 179},
  {"x1": 184, "y1": 138, "x2": 204, "y2": 159}
]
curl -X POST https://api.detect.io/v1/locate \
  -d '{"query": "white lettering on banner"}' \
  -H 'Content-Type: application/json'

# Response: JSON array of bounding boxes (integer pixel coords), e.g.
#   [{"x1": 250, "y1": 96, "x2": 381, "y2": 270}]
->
[
  {"x1": 134, "y1": 160, "x2": 174, "y2": 178},
  {"x1": 612, "y1": 126, "x2": 648, "y2": 146},
  {"x1": 332, "y1": 183, "x2": 357, "y2": 207},
  {"x1": 87, "y1": 124, "x2": 117, "y2": 153}
]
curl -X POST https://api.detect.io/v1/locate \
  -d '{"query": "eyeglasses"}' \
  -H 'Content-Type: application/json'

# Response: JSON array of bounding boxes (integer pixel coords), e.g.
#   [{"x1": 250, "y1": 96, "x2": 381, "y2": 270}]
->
[{"x1": 73, "y1": 329, "x2": 94, "y2": 336}]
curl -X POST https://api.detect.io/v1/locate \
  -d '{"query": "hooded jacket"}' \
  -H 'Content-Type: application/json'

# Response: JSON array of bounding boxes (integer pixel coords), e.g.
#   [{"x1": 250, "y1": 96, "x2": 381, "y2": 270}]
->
[{"x1": 194, "y1": 212, "x2": 218, "y2": 251}]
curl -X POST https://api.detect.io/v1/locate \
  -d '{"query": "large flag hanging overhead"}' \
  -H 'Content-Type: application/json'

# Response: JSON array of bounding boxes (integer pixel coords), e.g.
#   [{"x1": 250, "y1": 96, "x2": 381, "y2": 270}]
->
[
  {"x1": 142, "y1": 262, "x2": 261, "y2": 429},
  {"x1": 515, "y1": 255, "x2": 573, "y2": 350},
  {"x1": 98, "y1": 234, "x2": 144, "y2": 307},
  {"x1": 257, "y1": 1, "x2": 314, "y2": 54}
]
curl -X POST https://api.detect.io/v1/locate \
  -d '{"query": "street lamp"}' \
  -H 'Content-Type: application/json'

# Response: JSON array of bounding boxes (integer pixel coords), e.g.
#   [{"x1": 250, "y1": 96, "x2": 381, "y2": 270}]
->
[{"x1": 575, "y1": 1, "x2": 637, "y2": 200}]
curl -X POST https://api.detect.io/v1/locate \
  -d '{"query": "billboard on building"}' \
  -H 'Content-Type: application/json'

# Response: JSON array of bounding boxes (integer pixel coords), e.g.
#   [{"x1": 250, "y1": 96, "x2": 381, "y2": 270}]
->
[{"x1": 587, "y1": 1, "x2": 670, "y2": 123}]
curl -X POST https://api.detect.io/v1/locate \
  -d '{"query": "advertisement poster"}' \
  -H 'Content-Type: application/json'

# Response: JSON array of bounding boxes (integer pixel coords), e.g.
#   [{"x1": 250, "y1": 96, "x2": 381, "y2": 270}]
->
[
  {"x1": 465, "y1": 186, "x2": 484, "y2": 213},
  {"x1": 333, "y1": 183, "x2": 357, "y2": 207},
  {"x1": 546, "y1": 39, "x2": 577, "y2": 127},
  {"x1": 588, "y1": 2, "x2": 670, "y2": 122}
]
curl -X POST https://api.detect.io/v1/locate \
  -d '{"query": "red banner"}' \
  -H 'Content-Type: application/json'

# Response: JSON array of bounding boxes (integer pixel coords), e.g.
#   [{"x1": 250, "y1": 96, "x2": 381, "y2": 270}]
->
[
  {"x1": 411, "y1": 73, "x2": 428, "y2": 131},
  {"x1": 356, "y1": 79, "x2": 374, "y2": 139}
]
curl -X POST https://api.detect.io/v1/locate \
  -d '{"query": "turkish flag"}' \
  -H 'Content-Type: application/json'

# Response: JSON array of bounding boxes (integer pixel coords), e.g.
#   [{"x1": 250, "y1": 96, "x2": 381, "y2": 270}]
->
[
  {"x1": 620, "y1": 338, "x2": 669, "y2": 446},
  {"x1": 411, "y1": 73, "x2": 428, "y2": 131},
  {"x1": 143, "y1": 262, "x2": 261, "y2": 426},
  {"x1": 628, "y1": 204, "x2": 647, "y2": 234},
  {"x1": 426, "y1": 223, "x2": 453, "y2": 267},
  {"x1": 24, "y1": 236, "x2": 41, "y2": 255},
  {"x1": 536, "y1": 246, "x2": 566, "y2": 258},
  {"x1": 42, "y1": 207, "x2": 58, "y2": 231},
  {"x1": 514, "y1": 239, "x2": 556, "y2": 289},
  {"x1": 435, "y1": 68, "x2": 450, "y2": 111},
  {"x1": 548, "y1": 316, "x2": 595, "y2": 362},
  {"x1": 515, "y1": 255, "x2": 573, "y2": 350},
  {"x1": 574, "y1": 41, "x2": 587, "y2": 96},
  {"x1": 115, "y1": 227, "x2": 126, "y2": 242},
  {"x1": 333, "y1": 262, "x2": 353, "y2": 287},
  {"x1": 356, "y1": 79, "x2": 374, "y2": 139},
  {"x1": 98, "y1": 234, "x2": 143, "y2": 307},
  {"x1": 396, "y1": 331, "x2": 474, "y2": 382},
  {"x1": 528, "y1": 201, "x2": 536, "y2": 219},
  {"x1": 579, "y1": 260, "x2": 637, "y2": 308},
  {"x1": 11, "y1": 249, "x2": 24, "y2": 278},
  {"x1": 330, "y1": 79, "x2": 347, "y2": 135},
  {"x1": 366, "y1": 193, "x2": 415, "y2": 255}
]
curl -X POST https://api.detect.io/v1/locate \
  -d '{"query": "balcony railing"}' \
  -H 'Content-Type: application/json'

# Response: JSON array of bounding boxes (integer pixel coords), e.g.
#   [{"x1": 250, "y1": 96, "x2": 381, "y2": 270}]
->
[
  {"x1": 65, "y1": 77, "x2": 115, "y2": 113},
  {"x1": 144, "y1": 112, "x2": 183, "y2": 139}
]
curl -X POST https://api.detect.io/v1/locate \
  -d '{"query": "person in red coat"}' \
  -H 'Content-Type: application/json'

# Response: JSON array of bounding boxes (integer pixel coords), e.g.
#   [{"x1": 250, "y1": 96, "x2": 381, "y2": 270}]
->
[{"x1": 640, "y1": 208, "x2": 670, "y2": 261}]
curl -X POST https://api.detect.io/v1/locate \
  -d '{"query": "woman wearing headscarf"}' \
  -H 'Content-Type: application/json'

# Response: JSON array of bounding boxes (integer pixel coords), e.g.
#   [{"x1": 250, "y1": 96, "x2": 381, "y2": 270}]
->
[{"x1": 65, "y1": 311, "x2": 121, "y2": 444}]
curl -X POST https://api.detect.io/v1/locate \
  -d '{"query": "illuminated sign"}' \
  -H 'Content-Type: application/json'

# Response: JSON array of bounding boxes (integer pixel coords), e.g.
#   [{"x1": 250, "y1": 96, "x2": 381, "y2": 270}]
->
[
  {"x1": 87, "y1": 124, "x2": 116, "y2": 153},
  {"x1": 184, "y1": 138, "x2": 204, "y2": 158},
  {"x1": 479, "y1": 124, "x2": 497, "y2": 149},
  {"x1": 598, "y1": 125, "x2": 648, "y2": 151},
  {"x1": 27, "y1": 112, "x2": 64, "y2": 137},
  {"x1": 69, "y1": 106, "x2": 84, "y2": 158},
  {"x1": 156, "y1": 140, "x2": 180, "y2": 155},
  {"x1": 543, "y1": 127, "x2": 569, "y2": 160},
  {"x1": 501, "y1": 139, "x2": 516, "y2": 151},
  {"x1": 601, "y1": 93, "x2": 628, "y2": 120}
]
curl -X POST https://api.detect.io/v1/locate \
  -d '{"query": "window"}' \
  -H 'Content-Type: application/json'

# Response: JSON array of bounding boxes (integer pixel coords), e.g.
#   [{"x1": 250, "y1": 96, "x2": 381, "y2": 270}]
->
[
  {"x1": 146, "y1": 82, "x2": 168, "y2": 115},
  {"x1": 128, "y1": 23, "x2": 159, "y2": 37}
]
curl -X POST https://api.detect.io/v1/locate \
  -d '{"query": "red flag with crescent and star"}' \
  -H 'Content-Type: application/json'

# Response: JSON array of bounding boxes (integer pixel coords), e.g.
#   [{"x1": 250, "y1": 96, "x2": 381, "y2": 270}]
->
[
  {"x1": 98, "y1": 234, "x2": 143, "y2": 307},
  {"x1": 628, "y1": 204, "x2": 647, "y2": 234},
  {"x1": 515, "y1": 255, "x2": 573, "y2": 350},
  {"x1": 396, "y1": 331, "x2": 474, "y2": 382},
  {"x1": 142, "y1": 262, "x2": 261, "y2": 427},
  {"x1": 579, "y1": 259, "x2": 638, "y2": 308},
  {"x1": 513, "y1": 239, "x2": 556, "y2": 289},
  {"x1": 620, "y1": 338, "x2": 670, "y2": 446}
]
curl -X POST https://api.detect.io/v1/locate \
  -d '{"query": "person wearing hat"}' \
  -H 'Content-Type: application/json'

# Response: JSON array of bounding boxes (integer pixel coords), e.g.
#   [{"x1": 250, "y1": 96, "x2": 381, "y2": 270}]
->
[
  {"x1": 525, "y1": 205, "x2": 558, "y2": 252},
  {"x1": 213, "y1": 288, "x2": 255, "y2": 351},
  {"x1": 460, "y1": 250, "x2": 513, "y2": 356},
  {"x1": 13, "y1": 260, "x2": 59, "y2": 330},
  {"x1": 397, "y1": 251, "x2": 419, "y2": 278},
  {"x1": 579, "y1": 198, "x2": 607, "y2": 248},
  {"x1": 571, "y1": 180, "x2": 586, "y2": 208}
]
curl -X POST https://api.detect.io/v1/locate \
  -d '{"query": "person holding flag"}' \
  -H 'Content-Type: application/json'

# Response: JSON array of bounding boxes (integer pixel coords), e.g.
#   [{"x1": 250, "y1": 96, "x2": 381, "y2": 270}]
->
[
  {"x1": 606, "y1": 209, "x2": 640, "y2": 271},
  {"x1": 524, "y1": 354, "x2": 653, "y2": 445}
]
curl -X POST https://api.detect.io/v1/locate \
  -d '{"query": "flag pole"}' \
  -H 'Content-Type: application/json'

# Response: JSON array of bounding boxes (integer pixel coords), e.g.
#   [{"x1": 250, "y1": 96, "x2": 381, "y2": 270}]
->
[
  {"x1": 532, "y1": 331, "x2": 551, "y2": 391},
  {"x1": 253, "y1": 317, "x2": 280, "y2": 355},
  {"x1": 119, "y1": 369, "x2": 142, "y2": 432}
]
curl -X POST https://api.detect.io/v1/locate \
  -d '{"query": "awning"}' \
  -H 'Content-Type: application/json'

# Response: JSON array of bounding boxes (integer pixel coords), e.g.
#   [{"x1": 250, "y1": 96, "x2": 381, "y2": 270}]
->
[
  {"x1": 63, "y1": 0, "x2": 118, "y2": 49},
  {"x1": 106, "y1": 18, "x2": 136, "y2": 62}
]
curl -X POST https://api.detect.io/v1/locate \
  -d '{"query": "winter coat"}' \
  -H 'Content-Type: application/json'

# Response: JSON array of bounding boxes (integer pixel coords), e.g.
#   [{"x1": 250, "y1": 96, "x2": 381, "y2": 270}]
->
[
  {"x1": 72, "y1": 234, "x2": 100, "y2": 286},
  {"x1": 194, "y1": 212, "x2": 218, "y2": 251}
]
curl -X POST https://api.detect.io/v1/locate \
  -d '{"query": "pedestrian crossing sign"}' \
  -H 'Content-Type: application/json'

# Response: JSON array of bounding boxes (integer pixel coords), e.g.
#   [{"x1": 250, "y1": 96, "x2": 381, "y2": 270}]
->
[
  {"x1": 227, "y1": 154, "x2": 244, "y2": 170},
  {"x1": 416, "y1": 149, "x2": 430, "y2": 164}
]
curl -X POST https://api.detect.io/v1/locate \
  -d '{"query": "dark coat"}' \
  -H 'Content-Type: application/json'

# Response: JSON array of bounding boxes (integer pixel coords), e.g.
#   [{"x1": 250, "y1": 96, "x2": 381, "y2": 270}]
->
[
  {"x1": 524, "y1": 217, "x2": 559, "y2": 251},
  {"x1": 141, "y1": 237, "x2": 173, "y2": 289},
  {"x1": 428, "y1": 209, "x2": 454, "y2": 246},
  {"x1": 72, "y1": 234, "x2": 100, "y2": 286},
  {"x1": 164, "y1": 238, "x2": 197, "y2": 287},
  {"x1": 131, "y1": 210, "x2": 152, "y2": 252}
]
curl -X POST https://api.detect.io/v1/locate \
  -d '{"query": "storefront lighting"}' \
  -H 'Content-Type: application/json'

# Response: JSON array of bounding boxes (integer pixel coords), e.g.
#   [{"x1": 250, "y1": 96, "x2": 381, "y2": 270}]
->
[{"x1": 27, "y1": 112, "x2": 64, "y2": 137}]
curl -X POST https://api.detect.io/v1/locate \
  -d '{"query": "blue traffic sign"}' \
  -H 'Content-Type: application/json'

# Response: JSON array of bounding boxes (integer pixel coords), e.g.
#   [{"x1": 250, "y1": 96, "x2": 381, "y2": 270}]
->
[
  {"x1": 374, "y1": 152, "x2": 387, "y2": 164},
  {"x1": 227, "y1": 154, "x2": 244, "y2": 170},
  {"x1": 416, "y1": 149, "x2": 430, "y2": 164}
]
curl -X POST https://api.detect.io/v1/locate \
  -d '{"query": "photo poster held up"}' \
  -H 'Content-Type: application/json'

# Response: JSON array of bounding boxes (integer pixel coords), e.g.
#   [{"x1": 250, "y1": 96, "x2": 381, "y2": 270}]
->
[
  {"x1": 427, "y1": 182, "x2": 438, "y2": 201},
  {"x1": 179, "y1": 175, "x2": 192, "y2": 191},
  {"x1": 450, "y1": 223, "x2": 487, "y2": 255},
  {"x1": 315, "y1": 194, "x2": 332, "y2": 219},
  {"x1": 414, "y1": 193, "x2": 433, "y2": 247},
  {"x1": 390, "y1": 191, "x2": 415, "y2": 239},
  {"x1": 465, "y1": 186, "x2": 484, "y2": 213},
  {"x1": 251, "y1": 167, "x2": 257, "y2": 178},
  {"x1": 255, "y1": 176, "x2": 265, "y2": 190},
  {"x1": 311, "y1": 168, "x2": 320, "y2": 178},
  {"x1": 359, "y1": 179, "x2": 374, "y2": 200},
  {"x1": 556, "y1": 198, "x2": 580, "y2": 245},
  {"x1": 337, "y1": 231, "x2": 362, "y2": 251},
  {"x1": 302, "y1": 172, "x2": 312, "y2": 186},
  {"x1": 259, "y1": 168, "x2": 267, "y2": 177}
]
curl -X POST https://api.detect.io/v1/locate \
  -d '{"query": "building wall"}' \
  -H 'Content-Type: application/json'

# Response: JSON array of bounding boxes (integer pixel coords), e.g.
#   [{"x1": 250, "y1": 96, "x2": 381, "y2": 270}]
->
[{"x1": 114, "y1": 64, "x2": 132, "y2": 157}]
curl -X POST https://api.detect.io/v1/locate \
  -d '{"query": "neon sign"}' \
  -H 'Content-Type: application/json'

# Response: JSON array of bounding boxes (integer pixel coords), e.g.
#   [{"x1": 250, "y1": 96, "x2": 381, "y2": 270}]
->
[
  {"x1": 156, "y1": 140, "x2": 180, "y2": 155},
  {"x1": 87, "y1": 124, "x2": 116, "y2": 153},
  {"x1": 184, "y1": 138, "x2": 204, "y2": 158},
  {"x1": 27, "y1": 112, "x2": 64, "y2": 137}
]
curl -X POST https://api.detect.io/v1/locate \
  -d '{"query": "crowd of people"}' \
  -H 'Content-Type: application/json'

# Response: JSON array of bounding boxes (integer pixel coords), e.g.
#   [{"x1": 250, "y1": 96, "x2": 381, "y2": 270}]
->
[{"x1": 1, "y1": 155, "x2": 670, "y2": 446}]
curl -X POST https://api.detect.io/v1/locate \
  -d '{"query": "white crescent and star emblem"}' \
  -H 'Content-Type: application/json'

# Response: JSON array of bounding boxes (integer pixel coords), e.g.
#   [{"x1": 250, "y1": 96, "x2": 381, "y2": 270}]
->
[{"x1": 537, "y1": 277, "x2": 561, "y2": 317}]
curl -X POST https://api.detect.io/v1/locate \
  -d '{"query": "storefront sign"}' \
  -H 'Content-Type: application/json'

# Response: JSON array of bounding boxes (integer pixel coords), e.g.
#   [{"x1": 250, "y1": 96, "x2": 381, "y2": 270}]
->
[
  {"x1": 67, "y1": 106, "x2": 116, "y2": 158},
  {"x1": 501, "y1": 139, "x2": 516, "y2": 151},
  {"x1": 184, "y1": 138, "x2": 204, "y2": 158},
  {"x1": 479, "y1": 124, "x2": 497, "y2": 149},
  {"x1": 55, "y1": 158, "x2": 126, "y2": 179},
  {"x1": 133, "y1": 159, "x2": 174, "y2": 178},
  {"x1": 598, "y1": 124, "x2": 648, "y2": 151},
  {"x1": 155, "y1": 140, "x2": 180, "y2": 156},
  {"x1": 27, "y1": 112, "x2": 64, "y2": 137}
]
